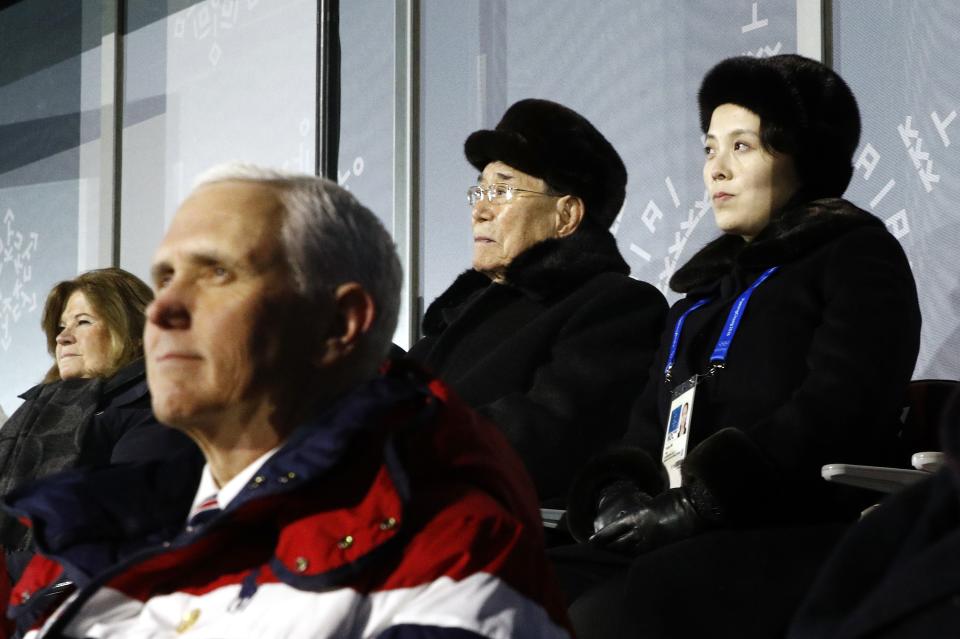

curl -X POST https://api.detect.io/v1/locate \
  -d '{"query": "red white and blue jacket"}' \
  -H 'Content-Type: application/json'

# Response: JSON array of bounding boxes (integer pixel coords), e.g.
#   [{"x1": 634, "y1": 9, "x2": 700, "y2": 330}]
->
[{"x1": 3, "y1": 363, "x2": 573, "y2": 638}]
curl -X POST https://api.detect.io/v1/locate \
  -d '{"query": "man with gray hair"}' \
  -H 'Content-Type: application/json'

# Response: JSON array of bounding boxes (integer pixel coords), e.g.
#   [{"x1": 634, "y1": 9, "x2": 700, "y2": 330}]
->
[{"x1": 4, "y1": 164, "x2": 572, "y2": 638}]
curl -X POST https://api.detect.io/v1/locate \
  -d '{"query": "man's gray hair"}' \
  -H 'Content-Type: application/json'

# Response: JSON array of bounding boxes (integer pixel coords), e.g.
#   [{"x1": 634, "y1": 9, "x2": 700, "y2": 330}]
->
[{"x1": 194, "y1": 162, "x2": 402, "y2": 374}]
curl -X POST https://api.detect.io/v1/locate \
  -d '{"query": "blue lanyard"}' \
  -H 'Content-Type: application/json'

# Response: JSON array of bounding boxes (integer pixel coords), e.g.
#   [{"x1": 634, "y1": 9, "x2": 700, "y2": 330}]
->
[
  {"x1": 663, "y1": 266, "x2": 779, "y2": 381},
  {"x1": 663, "y1": 298, "x2": 711, "y2": 379}
]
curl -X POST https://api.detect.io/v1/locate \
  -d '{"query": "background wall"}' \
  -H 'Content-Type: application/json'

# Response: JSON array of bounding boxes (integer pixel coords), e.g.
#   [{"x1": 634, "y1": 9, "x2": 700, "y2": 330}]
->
[
  {"x1": 0, "y1": 2, "x2": 93, "y2": 415},
  {"x1": 834, "y1": 1, "x2": 960, "y2": 380},
  {"x1": 1, "y1": 0, "x2": 957, "y2": 418},
  {"x1": 120, "y1": 0, "x2": 317, "y2": 279},
  {"x1": 421, "y1": 0, "x2": 797, "y2": 308},
  {"x1": 339, "y1": 0, "x2": 395, "y2": 234}
]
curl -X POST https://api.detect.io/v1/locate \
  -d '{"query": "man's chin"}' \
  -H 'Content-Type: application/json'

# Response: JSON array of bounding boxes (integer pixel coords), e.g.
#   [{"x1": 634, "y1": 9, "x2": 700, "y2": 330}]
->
[
  {"x1": 150, "y1": 392, "x2": 210, "y2": 429},
  {"x1": 471, "y1": 260, "x2": 501, "y2": 281},
  {"x1": 471, "y1": 249, "x2": 501, "y2": 275}
]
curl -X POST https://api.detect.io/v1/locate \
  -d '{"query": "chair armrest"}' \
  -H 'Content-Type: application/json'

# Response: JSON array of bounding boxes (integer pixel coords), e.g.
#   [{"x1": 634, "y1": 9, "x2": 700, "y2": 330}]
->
[
  {"x1": 821, "y1": 464, "x2": 929, "y2": 493},
  {"x1": 541, "y1": 508, "x2": 566, "y2": 529},
  {"x1": 911, "y1": 451, "x2": 945, "y2": 473}
]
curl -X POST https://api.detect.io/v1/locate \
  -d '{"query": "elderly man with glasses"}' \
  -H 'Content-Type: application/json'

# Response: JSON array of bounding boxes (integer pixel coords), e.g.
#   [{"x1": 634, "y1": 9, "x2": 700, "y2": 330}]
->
[{"x1": 409, "y1": 99, "x2": 667, "y2": 513}]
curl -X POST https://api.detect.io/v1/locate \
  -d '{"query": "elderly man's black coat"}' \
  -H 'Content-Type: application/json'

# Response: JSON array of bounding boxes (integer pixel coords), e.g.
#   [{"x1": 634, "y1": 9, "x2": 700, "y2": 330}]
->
[{"x1": 408, "y1": 229, "x2": 667, "y2": 505}]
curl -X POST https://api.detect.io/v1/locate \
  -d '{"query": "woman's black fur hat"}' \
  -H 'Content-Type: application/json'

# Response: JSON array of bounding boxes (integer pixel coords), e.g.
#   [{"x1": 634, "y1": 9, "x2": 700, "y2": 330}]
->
[
  {"x1": 698, "y1": 54, "x2": 861, "y2": 200},
  {"x1": 464, "y1": 99, "x2": 627, "y2": 229}
]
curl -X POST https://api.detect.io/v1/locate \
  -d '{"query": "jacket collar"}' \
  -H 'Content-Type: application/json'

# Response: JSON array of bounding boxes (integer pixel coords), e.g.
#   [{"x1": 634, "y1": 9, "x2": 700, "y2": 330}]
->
[
  {"x1": 18, "y1": 377, "x2": 100, "y2": 403},
  {"x1": 422, "y1": 228, "x2": 628, "y2": 334},
  {"x1": 18, "y1": 359, "x2": 146, "y2": 402},
  {"x1": 2, "y1": 362, "x2": 435, "y2": 583},
  {"x1": 669, "y1": 198, "x2": 886, "y2": 293},
  {"x1": 102, "y1": 358, "x2": 146, "y2": 396}
]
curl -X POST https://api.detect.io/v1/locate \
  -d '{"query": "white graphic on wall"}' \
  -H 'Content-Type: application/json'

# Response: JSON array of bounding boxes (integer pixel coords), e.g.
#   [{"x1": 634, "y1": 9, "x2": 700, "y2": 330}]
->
[
  {"x1": 855, "y1": 105, "x2": 956, "y2": 242},
  {"x1": 173, "y1": 0, "x2": 261, "y2": 67},
  {"x1": 931, "y1": 110, "x2": 956, "y2": 147},
  {"x1": 741, "y1": 2, "x2": 781, "y2": 58},
  {"x1": 624, "y1": 174, "x2": 712, "y2": 293},
  {"x1": 655, "y1": 190, "x2": 712, "y2": 291},
  {"x1": 282, "y1": 118, "x2": 313, "y2": 173},
  {"x1": 899, "y1": 116, "x2": 941, "y2": 192},
  {"x1": 741, "y1": 2, "x2": 768, "y2": 33},
  {"x1": 609, "y1": 206, "x2": 625, "y2": 235},
  {"x1": 338, "y1": 156, "x2": 366, "y2": 189},
  {"x1": 854, "y1": 142, "x2": 909, "y2": 240},
  {"x1": 0, "y1": 209, "x2": 40, "y2": 351}
]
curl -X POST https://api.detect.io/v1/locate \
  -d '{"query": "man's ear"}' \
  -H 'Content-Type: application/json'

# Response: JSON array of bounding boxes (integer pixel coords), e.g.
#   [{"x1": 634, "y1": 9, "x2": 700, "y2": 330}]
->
[
  {"x1": 556, "y1": 195, "x2": 585, "y2": 238},
  {"x1": 314, "y1": 282, "x2": 376, "y2": 368}
]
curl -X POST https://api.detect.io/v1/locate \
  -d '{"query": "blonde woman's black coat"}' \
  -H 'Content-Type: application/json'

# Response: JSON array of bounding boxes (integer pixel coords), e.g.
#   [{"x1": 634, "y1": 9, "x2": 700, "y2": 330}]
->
[{"x1": 0, "y1": 360, "x2": 199, "y2": 581}]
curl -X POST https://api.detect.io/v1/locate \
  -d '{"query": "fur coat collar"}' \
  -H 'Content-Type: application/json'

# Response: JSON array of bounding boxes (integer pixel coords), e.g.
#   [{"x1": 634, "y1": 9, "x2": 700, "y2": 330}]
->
[
  {"x1": 670, "y1": 198, "x2": 886, "y2": 293},
  {"x1": 422, "y1": 229, "x2": 629, "y2": 335}
]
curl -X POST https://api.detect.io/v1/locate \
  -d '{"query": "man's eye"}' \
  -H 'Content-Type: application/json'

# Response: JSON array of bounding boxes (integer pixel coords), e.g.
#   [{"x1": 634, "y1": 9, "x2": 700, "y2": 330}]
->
[
  {"x1": 734, "y1": 141, "x2": 751, "y2": 151},
  {"x1": 156, "y1": 274, "x2": 173, "y2": 289},
  {"x1": 703, "y1": 146, "x2": 715, "y2": 157}
]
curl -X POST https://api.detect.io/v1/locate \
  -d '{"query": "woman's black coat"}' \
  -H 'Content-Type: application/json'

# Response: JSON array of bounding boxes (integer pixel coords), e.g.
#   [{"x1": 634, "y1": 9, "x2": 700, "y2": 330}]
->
[
  {"x1": 569, "y1": 199, "x2": 921, "y2": 533},
  {"x1": 0, "y1": 359, "x2": 198, "y2": 576},
  {"x1": 408, "y1": 229, "x2": 668, "y2": 504},
  {"x1": 560, "y1": 199, "x2": 922, "y2": 639}
]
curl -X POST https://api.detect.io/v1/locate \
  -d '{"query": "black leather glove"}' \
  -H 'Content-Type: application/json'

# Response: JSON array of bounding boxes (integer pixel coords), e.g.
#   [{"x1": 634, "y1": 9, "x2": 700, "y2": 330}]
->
[
  {"x1": 592, "y1": 480, "x2": 652, "y2": 534},
  {"x1": 589, "y1": 486, "x2": 705, "y2": 555}
]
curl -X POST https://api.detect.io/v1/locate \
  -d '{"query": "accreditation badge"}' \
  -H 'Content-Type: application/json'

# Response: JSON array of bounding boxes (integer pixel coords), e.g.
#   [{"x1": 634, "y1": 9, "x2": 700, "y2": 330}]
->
[{"x1": 662, "y1": 375, "x2": 698, "y2": 488}]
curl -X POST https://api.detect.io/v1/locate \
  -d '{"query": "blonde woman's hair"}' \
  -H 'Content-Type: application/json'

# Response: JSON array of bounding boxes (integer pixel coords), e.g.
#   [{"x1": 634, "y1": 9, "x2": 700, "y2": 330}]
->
[{"x1": 41, "y1": 267, "x2": 154, "y2": 383}]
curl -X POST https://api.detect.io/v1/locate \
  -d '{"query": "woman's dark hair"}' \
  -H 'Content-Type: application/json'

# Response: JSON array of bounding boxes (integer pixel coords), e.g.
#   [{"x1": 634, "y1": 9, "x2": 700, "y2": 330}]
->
[
  {"x1": 41, "y1": 267, "x2": 154, "y2": 383},
  {"x1": 757, "y1": 118, "x2": 798, "y2": 159}
]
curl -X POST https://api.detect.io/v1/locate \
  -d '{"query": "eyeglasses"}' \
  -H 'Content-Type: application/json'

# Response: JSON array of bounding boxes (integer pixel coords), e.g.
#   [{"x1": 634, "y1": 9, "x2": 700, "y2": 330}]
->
[{"x1": 466, "y1": 183, "x2": 556, "y2": 207}]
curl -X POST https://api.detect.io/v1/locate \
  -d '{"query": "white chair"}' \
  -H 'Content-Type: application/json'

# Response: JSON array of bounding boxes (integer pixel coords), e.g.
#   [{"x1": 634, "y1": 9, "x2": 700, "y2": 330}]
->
[{"x1": 822, "y1": 379, "x2": 957, "y2": 494}]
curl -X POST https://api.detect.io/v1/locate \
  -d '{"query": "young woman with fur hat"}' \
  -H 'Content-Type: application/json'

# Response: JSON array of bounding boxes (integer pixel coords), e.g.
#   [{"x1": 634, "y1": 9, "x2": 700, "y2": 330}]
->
[
  {"x1": 561, "y1": 54, "x2": 922, "y2": 637},
  {"x1": 408, "y1": 99, "x2": 667, "y2": 509}
]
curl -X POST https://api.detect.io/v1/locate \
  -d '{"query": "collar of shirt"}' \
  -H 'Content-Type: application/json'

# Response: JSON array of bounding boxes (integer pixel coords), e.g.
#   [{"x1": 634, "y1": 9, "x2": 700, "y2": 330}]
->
[{"x1": 187, "y1": 445, "x2": 281, "y2": 523}]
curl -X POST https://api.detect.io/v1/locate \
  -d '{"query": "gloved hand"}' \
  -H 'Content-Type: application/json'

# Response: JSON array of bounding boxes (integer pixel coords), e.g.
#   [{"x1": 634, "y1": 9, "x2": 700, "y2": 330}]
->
[
  {"x1": 592, "y1": 480, "x2": 652, "y2": 534},
  {"x1": 589, "y1": 487, "x2": 704, "y2": 555}
]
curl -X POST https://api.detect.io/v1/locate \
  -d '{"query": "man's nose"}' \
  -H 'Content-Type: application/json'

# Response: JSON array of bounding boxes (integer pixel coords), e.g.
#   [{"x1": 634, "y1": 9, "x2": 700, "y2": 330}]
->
[
  {"x1": 472, "y1": 197, "x2": 494, "y2": 223},
  {"x1": 147, "y1": 281, "x2": 192, "y2": 330}
]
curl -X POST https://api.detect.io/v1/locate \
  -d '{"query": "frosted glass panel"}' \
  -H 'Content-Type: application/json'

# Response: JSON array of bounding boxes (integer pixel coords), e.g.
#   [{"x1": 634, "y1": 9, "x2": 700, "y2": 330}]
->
[
  {"x1": 120, "y1": 0, "x2": 318, "y2": 284},
  {"x1": 420, "y1": 0, "x2": 797, "y2": 317},
  {"x1": 0, "y1": 2, "x2": 102, "y2": 414},
  {"x1": 338, "y1": 0, "x2": 394, "y2": 233},
  {"x1": 835, "y1": 0, "x2": 960, "y2": 378}
]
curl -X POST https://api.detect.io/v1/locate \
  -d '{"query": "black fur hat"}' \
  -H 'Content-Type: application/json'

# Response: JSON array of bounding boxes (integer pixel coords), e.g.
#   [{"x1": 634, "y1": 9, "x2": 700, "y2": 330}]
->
[
  {"x1": 464, "y1": 99, "x2": 627, "y2": 229},
  {"x1": 698, "y1": 54, "x2": 861, "y2": 200}
]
